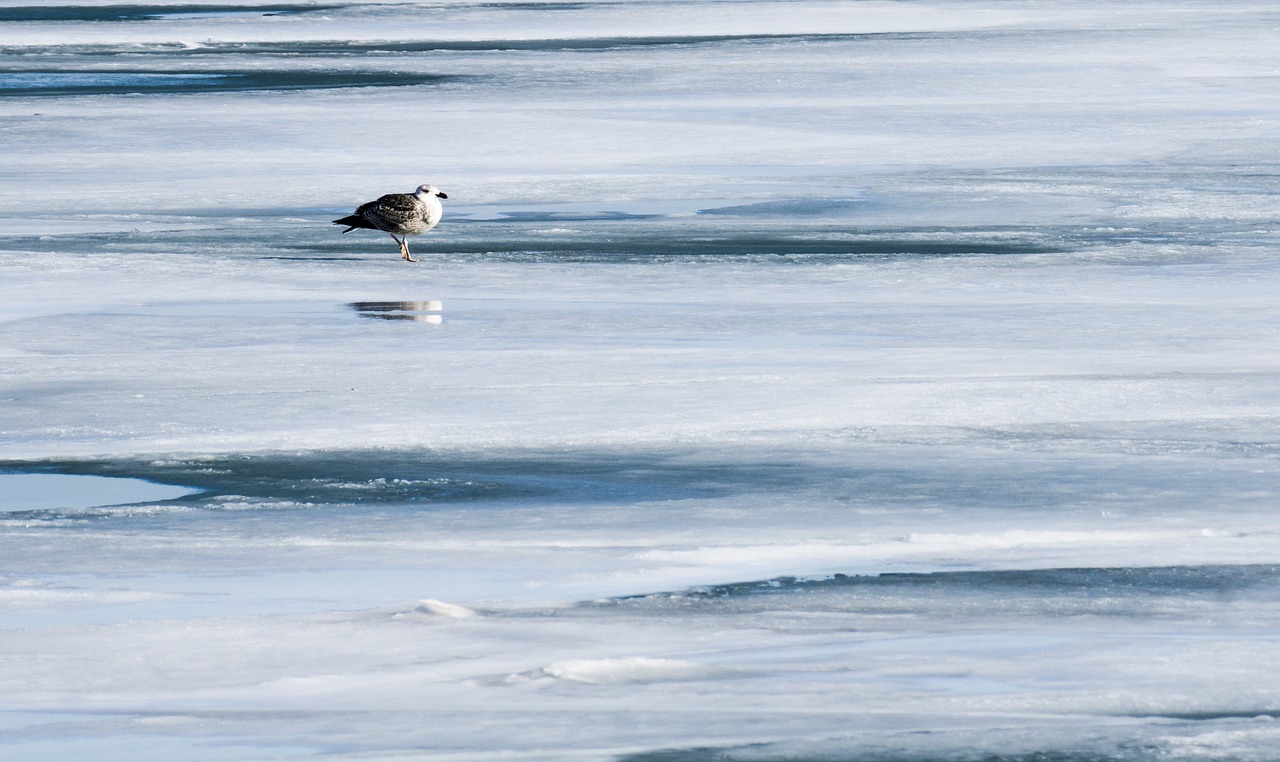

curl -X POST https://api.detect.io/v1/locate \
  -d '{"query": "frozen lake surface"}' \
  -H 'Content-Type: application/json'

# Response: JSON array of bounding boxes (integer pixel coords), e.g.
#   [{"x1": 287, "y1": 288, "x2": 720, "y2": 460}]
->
[{"x1": 3, "y1": 1, "x2": 1280, "y2": 759}]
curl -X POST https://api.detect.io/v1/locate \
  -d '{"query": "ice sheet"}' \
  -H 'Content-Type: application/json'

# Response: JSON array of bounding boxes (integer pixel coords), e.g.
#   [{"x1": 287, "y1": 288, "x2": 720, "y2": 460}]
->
[{"x1": 3, "y1": 0, "x2": 1280, "y2": 759}]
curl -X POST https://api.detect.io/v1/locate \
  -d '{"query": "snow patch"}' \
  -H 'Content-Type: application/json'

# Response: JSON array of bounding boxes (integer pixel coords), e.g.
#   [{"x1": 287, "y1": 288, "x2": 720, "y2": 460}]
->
[
  {"x1": 538, "y1": 657, "x2": 735, "y2": 685},
  {"x1": 405, "y1": 599, "x2": 479, "y2": 619}
]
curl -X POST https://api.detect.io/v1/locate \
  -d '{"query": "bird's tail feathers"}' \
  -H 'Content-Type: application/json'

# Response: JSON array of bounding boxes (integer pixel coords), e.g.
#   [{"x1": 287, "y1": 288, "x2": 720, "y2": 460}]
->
[{"x1": 333, "y1": 215, "x2": 376, "y2": 233}]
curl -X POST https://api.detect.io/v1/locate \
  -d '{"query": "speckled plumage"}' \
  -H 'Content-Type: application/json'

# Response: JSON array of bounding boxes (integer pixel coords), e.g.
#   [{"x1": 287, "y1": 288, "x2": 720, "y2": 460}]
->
[{"x1": 334, "y1": 184, "x2": 447, "y2": 261}]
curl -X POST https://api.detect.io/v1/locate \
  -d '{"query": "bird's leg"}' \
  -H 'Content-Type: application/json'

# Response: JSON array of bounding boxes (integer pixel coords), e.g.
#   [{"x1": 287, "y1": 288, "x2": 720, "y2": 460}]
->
[{"x1": 387, "y1": 233, "x2": 416, "y2": 262}]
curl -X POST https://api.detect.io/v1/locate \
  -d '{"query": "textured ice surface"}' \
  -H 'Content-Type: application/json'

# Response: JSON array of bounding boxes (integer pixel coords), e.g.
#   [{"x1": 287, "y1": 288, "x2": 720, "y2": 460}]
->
[{"x1": 2, "y1": 0, "x2": 1280, "y2": 760}]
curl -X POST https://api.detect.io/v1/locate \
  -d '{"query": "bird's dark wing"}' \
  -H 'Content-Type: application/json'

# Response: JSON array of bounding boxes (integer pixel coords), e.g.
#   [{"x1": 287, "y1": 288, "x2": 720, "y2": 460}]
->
[{"x1": 357, "y1": 193, "x2": 422, "y2": 231}]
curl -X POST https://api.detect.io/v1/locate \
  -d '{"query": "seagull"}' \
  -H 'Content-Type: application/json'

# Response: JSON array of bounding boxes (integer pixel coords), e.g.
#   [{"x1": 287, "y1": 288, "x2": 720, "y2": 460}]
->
[{"x1": 333, "y1": 184, "x2": 448, "y2": 262}]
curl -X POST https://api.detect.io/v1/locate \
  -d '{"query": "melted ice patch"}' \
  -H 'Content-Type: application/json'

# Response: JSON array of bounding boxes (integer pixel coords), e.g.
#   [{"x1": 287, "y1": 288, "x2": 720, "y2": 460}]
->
[{"x1": 0, "y1": 473, "x2": 199, "y2": 512}]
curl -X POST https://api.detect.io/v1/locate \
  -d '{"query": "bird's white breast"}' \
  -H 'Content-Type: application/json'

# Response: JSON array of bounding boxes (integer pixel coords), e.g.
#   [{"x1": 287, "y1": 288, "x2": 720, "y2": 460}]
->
[{"x1": 422, "y1": 196, "x2": 443, "y2": 230}]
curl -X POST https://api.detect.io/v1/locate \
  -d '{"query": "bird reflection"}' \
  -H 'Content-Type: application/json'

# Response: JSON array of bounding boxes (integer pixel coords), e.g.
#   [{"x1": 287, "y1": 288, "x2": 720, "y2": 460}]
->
[{"x1": 350, "y1": 301, "x2": 443, "y2": 324}]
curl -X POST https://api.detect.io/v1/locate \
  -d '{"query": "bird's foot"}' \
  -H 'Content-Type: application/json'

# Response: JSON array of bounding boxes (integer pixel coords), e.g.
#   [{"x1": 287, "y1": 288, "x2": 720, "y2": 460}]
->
[{"x1": 402, "y1": 250, "x2": 418, "y2": 262}]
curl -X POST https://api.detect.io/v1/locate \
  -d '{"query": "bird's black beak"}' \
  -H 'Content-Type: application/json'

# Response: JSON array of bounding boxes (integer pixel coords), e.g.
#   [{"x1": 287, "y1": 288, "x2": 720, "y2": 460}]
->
[{"x1": 437, "y1": 192, "x2": 448, "y2": 199}]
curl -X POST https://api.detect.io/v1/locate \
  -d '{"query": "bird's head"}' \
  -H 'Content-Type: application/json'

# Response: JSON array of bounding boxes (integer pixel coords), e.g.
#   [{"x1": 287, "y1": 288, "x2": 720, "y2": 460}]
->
[{"x1": 416, "y1": 184, "x2": 448, "y2": 200}]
